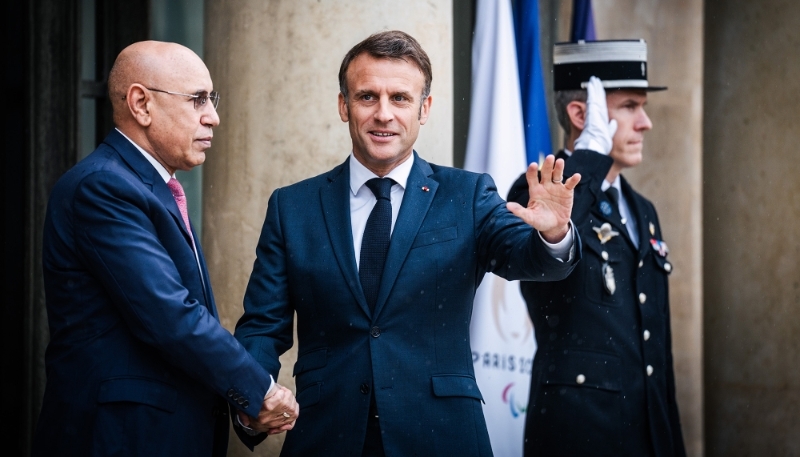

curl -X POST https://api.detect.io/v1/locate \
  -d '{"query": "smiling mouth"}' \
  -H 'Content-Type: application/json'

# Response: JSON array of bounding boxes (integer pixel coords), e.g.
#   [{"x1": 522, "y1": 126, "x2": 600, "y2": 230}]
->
[{"x1": 371, "y1": 132, "x2": 395, "y2": 137}]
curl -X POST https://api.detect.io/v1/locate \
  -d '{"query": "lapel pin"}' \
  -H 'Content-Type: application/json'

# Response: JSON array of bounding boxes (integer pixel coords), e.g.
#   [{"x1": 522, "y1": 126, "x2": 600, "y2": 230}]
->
[
  {"x1": 421, "y1": 186, "x2": 429, "y2": 192},
  {"x1": 599, "y1": 201, "x2": 613, "y2": 217},
  {"x1": 593, "y1": 222, "x2": 619, "y2": 244}
]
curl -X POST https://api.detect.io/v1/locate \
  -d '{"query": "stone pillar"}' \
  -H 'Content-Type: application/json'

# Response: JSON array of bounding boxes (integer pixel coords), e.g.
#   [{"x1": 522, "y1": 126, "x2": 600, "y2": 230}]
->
[
  {"x1": 203, "y1": 1, "x2": 452, "y2": 455},
  {"x1": 703, "y1": 1, "x2": 800, "y2": 455},
  {"x1": 565, "y1": 1, "x2": 706, "y2": 455}
]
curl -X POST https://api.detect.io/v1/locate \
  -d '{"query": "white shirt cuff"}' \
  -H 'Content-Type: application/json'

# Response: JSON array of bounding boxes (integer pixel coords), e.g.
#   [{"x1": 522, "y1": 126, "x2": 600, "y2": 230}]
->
[
  {"x1": 236, "y1": 374, "x2": 275, "y2": 436},
  {"x1": 539, "y1": 221, "x2": 575, "y2": 262}
]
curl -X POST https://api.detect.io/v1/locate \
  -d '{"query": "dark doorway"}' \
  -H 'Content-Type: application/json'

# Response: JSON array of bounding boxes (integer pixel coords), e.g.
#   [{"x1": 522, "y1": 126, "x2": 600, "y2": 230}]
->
[{"x1": 6, "y1": 1, "x2": 148, "y2": 455}]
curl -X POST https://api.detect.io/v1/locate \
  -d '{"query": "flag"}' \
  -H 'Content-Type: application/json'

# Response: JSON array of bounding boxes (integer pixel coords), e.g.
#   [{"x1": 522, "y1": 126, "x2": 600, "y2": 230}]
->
[
  {"x1": 571, "y1": 0, "x2": 596, "y2": 41},
  {"x1": 465, "y1": 1, "x2": 534, "y2": 455},
  {"x1": 514, "y1": 0, "x2": 552, "y2": 165}
]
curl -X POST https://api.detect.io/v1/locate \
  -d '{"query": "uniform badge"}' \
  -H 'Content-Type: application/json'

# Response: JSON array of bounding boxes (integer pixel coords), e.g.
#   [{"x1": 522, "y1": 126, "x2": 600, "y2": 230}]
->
[
  {"x1": 602, "y1": 262, "x2": 616, "y2": 295},
  {"x1": 593, "y1": 222, "x2": 619, "y2": 244},
  {"x1": 650, "y1": 238, "x2": 669, "y2": 257},
  {"x1": 599, "y1": 201, "x2": 613, "y2": 216},
  {"x1": 649, "y1": 222, "x2": 655, "y2": 235}
]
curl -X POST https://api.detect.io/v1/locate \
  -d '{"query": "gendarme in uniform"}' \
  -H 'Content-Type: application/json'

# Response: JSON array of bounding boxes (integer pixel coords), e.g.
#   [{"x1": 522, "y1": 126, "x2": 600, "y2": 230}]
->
[{"x1": 508, "y1": 40, "x2": 686, "y2": 457}]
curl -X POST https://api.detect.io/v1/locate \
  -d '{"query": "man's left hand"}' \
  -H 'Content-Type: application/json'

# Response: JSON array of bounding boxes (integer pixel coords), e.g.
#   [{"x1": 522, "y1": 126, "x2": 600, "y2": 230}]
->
[{"x1": 506, "y1": 155, "x2": 580, "y2": 243}]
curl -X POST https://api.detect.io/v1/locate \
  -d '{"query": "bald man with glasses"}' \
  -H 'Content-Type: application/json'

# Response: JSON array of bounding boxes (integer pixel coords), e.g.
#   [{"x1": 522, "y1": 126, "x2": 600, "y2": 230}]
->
[{"x1": 33, "y1": 41, "x2": 298, "y2": 457}]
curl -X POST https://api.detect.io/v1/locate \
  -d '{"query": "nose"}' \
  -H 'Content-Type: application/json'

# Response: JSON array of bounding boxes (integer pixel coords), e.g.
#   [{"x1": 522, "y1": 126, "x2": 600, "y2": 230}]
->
[
  {"x1": 636, "y1": 108, "x2": 653, "y2": 131},
  {"x1": 373, "y1": 97, "x2": 394, "y2": 123},
  {"x1": 202, "y1": 104, "x2": 220, "y2": 127}
]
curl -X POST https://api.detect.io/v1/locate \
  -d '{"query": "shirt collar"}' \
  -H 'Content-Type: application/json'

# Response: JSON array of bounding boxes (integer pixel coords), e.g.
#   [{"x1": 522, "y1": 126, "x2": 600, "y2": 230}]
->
[
  {"x1": 601, "y1": 175, "x2": 621, "y2": 192},
  {"x1": 116, "y1": 128, "x2": 173, "y2": 183},
  {"x1": 349, "y1": 152, "x2": 413, "y2": 196}
]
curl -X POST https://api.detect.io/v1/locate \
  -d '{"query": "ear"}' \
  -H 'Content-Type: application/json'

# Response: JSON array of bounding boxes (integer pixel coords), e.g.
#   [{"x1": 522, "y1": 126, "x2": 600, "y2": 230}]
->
[
  {"x1": 127, "y1": 84, "x2": 152, "y2": 127},
  {"x1": 418, "y1": 94, "x2": 433, "y2": 125},
  {"x1": 566, "y1": 100, "x2": 586, "y2": 132},
  {"x1": 338, "y1": 92, "x2": 349, "y2": 122}
]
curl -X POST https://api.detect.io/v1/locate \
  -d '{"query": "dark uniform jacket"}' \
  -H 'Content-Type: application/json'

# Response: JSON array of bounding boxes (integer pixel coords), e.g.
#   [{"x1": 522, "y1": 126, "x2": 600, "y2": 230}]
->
[{"x1": 508, "y1": 149, "x2": 686, "y2": 457}]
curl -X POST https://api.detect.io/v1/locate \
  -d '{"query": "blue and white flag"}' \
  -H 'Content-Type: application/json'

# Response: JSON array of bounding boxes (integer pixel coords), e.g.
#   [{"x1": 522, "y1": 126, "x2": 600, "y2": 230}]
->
[{"x1": 465, "y1": 1, "x2": 533, "y2": 455}]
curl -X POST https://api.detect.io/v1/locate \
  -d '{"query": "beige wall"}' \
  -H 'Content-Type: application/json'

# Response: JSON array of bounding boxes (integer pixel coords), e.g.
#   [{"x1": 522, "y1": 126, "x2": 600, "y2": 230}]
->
[
  {"x1": 203, "y1": 1, "x2": 452, "y2": 455},
  {"x1": 703, "y1": 1, "x2": 800, "y2": 455},
  {"x1": 559, "y1": 1, "x2": 706, "y2": 455}
]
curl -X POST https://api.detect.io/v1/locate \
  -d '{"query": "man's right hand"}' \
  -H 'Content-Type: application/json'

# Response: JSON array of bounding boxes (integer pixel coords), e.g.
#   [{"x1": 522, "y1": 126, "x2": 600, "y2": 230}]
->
[
  {"x1": 574, "y1": 76, "x2": 617, "y2": 155},
  {"x1": 237, "y1": 383, "x2": 299, "y2": 435}
]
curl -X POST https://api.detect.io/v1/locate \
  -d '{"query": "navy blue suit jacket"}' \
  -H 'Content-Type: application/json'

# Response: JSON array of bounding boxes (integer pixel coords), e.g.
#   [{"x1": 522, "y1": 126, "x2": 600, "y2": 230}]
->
[
  {"x1": 34, "y1": 130, "x2": 272, "y2": 457},
  {"x1": 235, "y1": 154, "x2": 580, "y2": 456}
]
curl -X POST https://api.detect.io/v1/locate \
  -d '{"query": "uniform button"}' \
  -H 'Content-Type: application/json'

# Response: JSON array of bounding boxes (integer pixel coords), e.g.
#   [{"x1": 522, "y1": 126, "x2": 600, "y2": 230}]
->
[
  {"x1": 576, "y1": 374, "x2": 586, "y2": 385},
  {"x1": 243, "y1": 400, "x2": 249, "y2": 409},
  {"x1": 227, "y1": 389, "x2": 235, "y2": 397},
  {"x1": 360, "y1": 383, "x2": 370, "y2": 395},
  {"x1": 621, "y1": 217, "x2": 627, "y2": 225},
  {"x1": 370, "y1": 326, "x2": 381, "y2": 338},
  {"x1": 664, "y1": 262, "x2": 672, "y2": 272},
  {"x1": 237, "y1": 398, "x2": 245, "y2": 405},
  {"x1": 601, "y1": 251, "x2": 609, "y2": 261},
  {"x1": 646, "y1": 365, "x2": 654, "y2": 376},
  {"x1": 639, "y1": 293, "x2": 647, "y2": 304},
  {"x1": 638, "y1": 260, "x2": 644, "y2": 268},
  {"x1": 643, "y1": 330, "x2": 651, "y2": 341}
]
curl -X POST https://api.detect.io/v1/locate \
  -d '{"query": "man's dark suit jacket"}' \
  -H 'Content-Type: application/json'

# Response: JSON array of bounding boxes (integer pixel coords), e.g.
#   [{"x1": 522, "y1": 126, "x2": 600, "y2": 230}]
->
[
  {"x1": 34, "y1": 129, "x2": 272, "y2": 457},
  {"x1": 234, "y1": 153, "x2": 579, "y2": 456},
  {"x1": 508, "y1": 150, "x2": 686, "y2": 457}
]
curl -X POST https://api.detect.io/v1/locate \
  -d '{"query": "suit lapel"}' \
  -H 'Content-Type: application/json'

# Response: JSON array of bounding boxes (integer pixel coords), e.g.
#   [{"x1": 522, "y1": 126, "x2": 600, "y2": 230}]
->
[
  {"x1": 320, "y1": 159, "x2": 372, "y2": 316},
  {"x1": 372, "y1": 154, "x2": 437, "y2": 319},
  {"x1": 194, "y1": 235, "x2": 218, "y2": 319},
  {"x1": 105, "y1": 130, "x2": 213, "y2": 314},
  {"x1": 106, "y1": 130, "x2": 195, "y2": 246},
  {"x1": 561, "y1": 151, "x2": 629, "y2": 246}
]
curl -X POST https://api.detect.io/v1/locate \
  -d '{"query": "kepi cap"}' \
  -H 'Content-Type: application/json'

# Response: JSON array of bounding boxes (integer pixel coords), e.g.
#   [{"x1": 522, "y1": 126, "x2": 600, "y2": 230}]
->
[{"x1": 553, "y1": 39, "x2": 666, "y2": 92}]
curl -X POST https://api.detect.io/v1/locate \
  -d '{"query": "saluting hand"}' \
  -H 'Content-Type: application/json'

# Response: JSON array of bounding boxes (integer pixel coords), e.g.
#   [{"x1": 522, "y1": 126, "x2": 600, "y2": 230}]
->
[
  {"x1": 574, "y1": 76, "x2": 617, "y2": 155},
  {"x1": 506, "y1": 154, "x2": 580, "y2": 243}
]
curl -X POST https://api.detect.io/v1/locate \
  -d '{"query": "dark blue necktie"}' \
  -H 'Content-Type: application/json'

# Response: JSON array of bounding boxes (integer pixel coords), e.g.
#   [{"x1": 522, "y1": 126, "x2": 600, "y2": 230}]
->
[
  {"x1": 359, "y1": 178, "x2": 394, "y2": 312},
  {"x1": 605, "y1": 186, "x2": 620, "y2": 209}
]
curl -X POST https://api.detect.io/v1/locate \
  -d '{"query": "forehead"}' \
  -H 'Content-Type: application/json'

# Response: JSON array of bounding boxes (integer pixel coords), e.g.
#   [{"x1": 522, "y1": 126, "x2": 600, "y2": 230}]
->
[
  {"x1": 606, "y1": 89, "x2": 648, "y2": 105},
  {"x1": 346, "y1": 54, "x2": 424, "y2": 92},
  {"x1": 160, "y1": 54, "x2": 213, "y2": 91}
]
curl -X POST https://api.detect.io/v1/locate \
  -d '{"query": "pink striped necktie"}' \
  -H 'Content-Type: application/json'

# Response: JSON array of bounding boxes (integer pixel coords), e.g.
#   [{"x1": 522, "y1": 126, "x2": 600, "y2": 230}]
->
[{"x1": 167, "y1": 177, "x2": 194, "y2": 244}]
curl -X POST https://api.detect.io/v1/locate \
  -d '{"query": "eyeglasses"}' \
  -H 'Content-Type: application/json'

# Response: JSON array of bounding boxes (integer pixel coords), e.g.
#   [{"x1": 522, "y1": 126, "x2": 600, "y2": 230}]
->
[{"x1": 146, "y1": 87, "x2": 220, "y2": 110}]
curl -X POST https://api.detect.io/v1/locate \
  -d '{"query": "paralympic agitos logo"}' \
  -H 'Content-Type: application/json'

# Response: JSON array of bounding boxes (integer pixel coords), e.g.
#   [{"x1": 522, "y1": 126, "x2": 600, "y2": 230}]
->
[{"x1": 502, "y1": 382, "x2": 528, "y2": 418}]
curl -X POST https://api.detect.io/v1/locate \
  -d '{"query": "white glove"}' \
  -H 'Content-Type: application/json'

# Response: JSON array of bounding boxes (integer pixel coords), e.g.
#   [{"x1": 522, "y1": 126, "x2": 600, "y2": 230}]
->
[{"x1": 574, "y1": 76, "x2": 618, "y2": 155}]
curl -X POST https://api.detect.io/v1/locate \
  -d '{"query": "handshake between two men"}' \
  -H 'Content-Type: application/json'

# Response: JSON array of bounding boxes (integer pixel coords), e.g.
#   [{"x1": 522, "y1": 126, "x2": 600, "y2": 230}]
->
[{"x1": 238, "y1": 383, "x2": 299, "y2": 435}]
